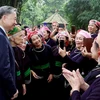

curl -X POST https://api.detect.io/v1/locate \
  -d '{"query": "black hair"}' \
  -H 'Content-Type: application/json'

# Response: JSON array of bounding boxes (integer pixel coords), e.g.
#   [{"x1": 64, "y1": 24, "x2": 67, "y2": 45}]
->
[
  {"x1": 29, "y1": 38, "x2": 32, "y2": 43},
  {"x1": 16, "y1": 23, "x2": 21, "y2": 26},
  {"x1": 56, "y1": 36, "x2": 69, "y2": 45},
  {"x1": 23, "y1": 26, "x2": 29, "y2": 29},
  {"x1": 21, "y1": 28, "x2": 27, "y2": 36},
  {"x1": 47, "y1": 30, "x2": 51, "y2": 37},
  {"x1": 59, "y1": 24, "x2": 64, "y2": 28}
]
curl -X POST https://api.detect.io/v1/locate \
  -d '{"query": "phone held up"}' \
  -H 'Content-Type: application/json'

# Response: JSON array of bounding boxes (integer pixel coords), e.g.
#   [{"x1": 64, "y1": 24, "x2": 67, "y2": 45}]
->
[
  {"x1": 83, "y1": 38, "x2": 94, "y2": 52},
  {"x1": 71, "y1": 25, "x2": 76, "y2": 34},
  {"x1": 59, "y1": 36, "x2": 65, "y2": 49}
]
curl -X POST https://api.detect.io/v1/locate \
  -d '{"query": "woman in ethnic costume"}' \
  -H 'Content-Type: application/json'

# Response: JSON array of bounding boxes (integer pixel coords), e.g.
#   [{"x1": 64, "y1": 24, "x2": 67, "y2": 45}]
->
[
  {"x1": 58, "y1": 29, "x2": 97, "y2": 100},
  {"x1": 62, "y1": 29, "x2": 100, "y2": 100},
  {"x1": 51, "y1": 31, "x2": 72, "y2": 100},
  {"x1": 8, "y1": 26, "x2": 27, "y2": 100},
  {"x1": 27, "y1": 31, "x2": 55, "y2": 100}
]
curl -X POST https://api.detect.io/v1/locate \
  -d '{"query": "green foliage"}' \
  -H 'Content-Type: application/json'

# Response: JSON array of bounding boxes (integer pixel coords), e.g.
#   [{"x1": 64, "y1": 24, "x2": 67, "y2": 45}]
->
[
  {"x1": 64, "y1": 0, "x2": 100, "y2": 30},
  {"x1": 19, "y1": 0, "x2": 67, "y2": 27},
  {"x1": 1, "y1": 0, "x2": 99, "y2": 30}
]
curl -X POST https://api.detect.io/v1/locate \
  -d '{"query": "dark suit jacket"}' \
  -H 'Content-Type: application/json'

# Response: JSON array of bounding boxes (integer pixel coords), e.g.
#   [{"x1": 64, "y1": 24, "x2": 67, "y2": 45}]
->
[
  {"x1": 0, "y1": 28, "x2": 17, "y2": 100},
  {"x1": 71, "y1": 77, "x2": 100, "y2": 100}
]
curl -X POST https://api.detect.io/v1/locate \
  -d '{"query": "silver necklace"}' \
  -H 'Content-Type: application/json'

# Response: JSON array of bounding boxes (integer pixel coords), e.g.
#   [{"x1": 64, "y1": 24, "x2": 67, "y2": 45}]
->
[
  {"x1": 46, "y1": 38, "x2": 50, "y2": 43},
  {"x1": 23, "y1": 51, "x2": 25, "y2": 58},
  {"x1": 32, "y1": 45, "x2": 45, "y2": 52},
  {"x1": 74, "y1": 49, "x2": 81, "y2": 54}
]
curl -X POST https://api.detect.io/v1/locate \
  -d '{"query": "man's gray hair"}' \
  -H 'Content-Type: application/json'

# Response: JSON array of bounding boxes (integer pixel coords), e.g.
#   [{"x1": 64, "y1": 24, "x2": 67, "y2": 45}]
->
[{"x1": 0, "y1": 6, "x2": 17, "y2": 19}]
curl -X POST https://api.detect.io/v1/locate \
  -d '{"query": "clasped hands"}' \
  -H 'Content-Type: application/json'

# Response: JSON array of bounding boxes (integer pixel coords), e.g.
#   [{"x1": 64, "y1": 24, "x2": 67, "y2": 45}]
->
[{"x1": 62, "y1": 68, "x2": 89, "y2": 95}]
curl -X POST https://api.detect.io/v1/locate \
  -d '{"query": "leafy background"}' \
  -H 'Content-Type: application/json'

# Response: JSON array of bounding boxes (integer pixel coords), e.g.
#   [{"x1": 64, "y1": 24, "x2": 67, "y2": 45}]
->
[{"x1": 0, "y1": 0, "x2": 100, "y2": 30}]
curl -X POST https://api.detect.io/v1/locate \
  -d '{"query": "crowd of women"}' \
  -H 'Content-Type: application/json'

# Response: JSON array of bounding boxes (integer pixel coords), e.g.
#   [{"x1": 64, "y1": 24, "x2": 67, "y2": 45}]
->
[
  {"x1": 7, "y1": 18, "x2": 100, "y2": 100},
  {"x1": 0, "y1": 5, "x2": 100, "y2": 100}
]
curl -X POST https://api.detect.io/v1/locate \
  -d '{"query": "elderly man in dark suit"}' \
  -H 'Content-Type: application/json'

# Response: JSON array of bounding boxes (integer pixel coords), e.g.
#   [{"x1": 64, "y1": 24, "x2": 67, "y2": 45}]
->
[{"x1": 0, "y1": 6, "x2": 18, "y2": 100}]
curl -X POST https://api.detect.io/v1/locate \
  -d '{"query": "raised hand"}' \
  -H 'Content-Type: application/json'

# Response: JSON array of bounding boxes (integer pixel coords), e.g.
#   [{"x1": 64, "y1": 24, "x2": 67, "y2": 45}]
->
[{"x1": 62, "y1": 68, "x2": 81, "y2": 92}]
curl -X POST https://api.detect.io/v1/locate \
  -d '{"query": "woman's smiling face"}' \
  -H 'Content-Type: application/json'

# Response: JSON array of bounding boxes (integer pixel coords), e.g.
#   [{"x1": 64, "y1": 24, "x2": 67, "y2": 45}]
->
[
  {"x1": 75, "y1": 33, "x2": 84, "y2": 49},
  {"x1": 31, "y1": 34, "x2": 42, "y2": 48}
]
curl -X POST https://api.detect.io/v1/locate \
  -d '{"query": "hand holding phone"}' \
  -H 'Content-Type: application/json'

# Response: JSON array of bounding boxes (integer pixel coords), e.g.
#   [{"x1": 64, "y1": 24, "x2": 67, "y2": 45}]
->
[
  {"x1": 60, "y1": 40, "x2": 64, "y2": 49},
  {"x1": 59, "y1": 36, "x2": 65, "y2": 49}
]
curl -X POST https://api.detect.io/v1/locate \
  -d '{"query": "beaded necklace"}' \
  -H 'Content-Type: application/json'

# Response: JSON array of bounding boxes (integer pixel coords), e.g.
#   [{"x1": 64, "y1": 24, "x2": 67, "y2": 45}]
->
[{"x1": 32, "y1": 45, "x2": 45, "y2": 52}]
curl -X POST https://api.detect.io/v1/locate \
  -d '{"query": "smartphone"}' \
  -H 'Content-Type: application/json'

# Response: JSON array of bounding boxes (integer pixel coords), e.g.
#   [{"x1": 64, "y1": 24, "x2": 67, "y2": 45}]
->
[
  {"x1": 59, "y1": 24, "x2": 64, "y2": 28},
  {"x1": 59, "y1": 40, "x2": 64, "y2": 49},
  {"x1": 83, "y1": 38, "x2": 94, "y2": 52},
  {"x1": 71, "y1": 25, "x2": 76, "y2": 34}
]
